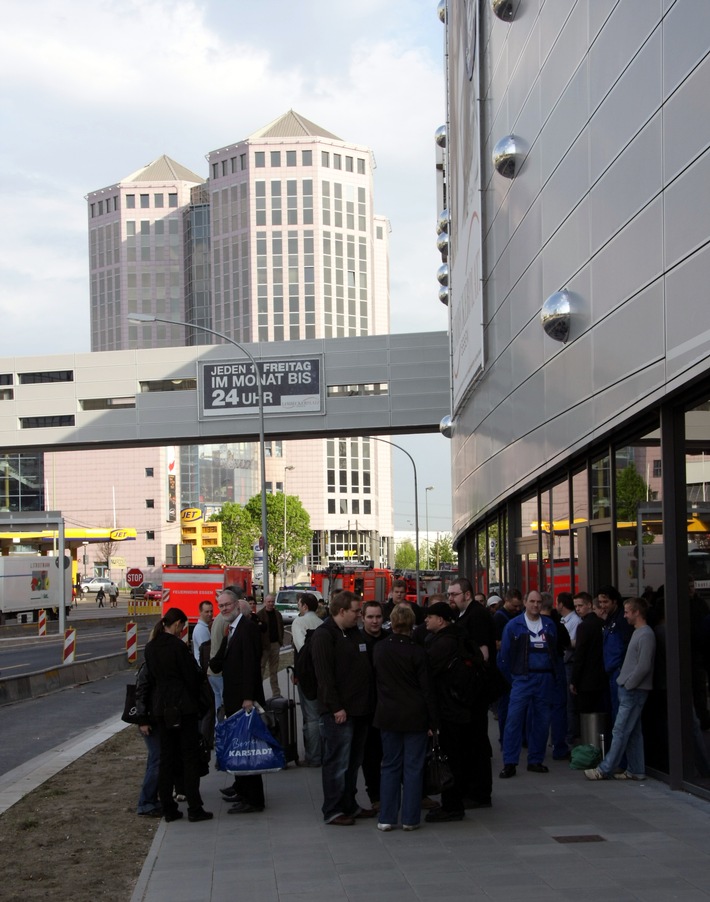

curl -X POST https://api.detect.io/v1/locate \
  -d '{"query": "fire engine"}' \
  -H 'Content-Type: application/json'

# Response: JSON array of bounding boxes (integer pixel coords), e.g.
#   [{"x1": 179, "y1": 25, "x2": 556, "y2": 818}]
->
[{"x1": 160, "y1": 565, "x2": 253, "y2": 622}]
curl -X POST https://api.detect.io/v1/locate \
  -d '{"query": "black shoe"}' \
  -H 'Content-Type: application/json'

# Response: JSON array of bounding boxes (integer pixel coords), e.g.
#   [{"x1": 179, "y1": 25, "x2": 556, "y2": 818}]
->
[
  {"x1": 228, "y1": 802, "x2": 264, "y2": 814},
  {"x1": 188, "y1": 808, "x2": 214, "y2": 822},
  {"x1": 499, "y1": 765, "x2": 517, "y2": 779},
  {"x1": 425, "y1": 808, "x2": 465, "y2": 823},
  {"x1": 464, "y1": 798, "x2": 492, "y2": 809},
  {"x1": 138, "y1": 808, "x2": 163, "y2": 818},
  {"x1": 164, "y1": 810, "x2": 183, "y2": 822},
  {"x1": 527, "y1": 763, "x2": 549, "y2": 773},
  {"x1": 220, "y1": 786, "x2": 240, "y2": 799}
]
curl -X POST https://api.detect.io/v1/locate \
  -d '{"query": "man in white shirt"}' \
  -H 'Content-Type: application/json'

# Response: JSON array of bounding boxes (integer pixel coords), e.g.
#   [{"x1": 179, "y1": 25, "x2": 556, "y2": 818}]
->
[
  {"x1": 292, "y1": 593, "x2": 323, "y2": 766},
  {"x1": 192, "y1": 600, "x2": 214, "y2": 667}
]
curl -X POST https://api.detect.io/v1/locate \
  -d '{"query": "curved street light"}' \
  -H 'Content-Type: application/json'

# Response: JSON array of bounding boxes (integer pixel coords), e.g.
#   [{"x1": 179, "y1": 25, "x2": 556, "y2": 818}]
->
[
  {"x1": 368, "y1": 436, "x2": 420, "y2": 607},
  {"x1": 126, "y1": 313, "x2": 271, "y2": 595}
]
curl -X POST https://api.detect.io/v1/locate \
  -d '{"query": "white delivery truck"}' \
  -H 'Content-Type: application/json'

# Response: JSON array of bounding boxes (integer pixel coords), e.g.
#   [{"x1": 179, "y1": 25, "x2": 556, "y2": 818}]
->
[{"x1": 0, "y1": 555, "x2": 72, "y2": 624}]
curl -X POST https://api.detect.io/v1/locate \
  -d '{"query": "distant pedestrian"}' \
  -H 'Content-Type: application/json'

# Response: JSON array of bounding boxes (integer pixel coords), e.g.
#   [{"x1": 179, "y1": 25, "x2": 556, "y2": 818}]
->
[
  {"x1": 96, "y1": 587, "x2": 105, "y2": 607},
  {"x1": 108, "y1": 583, "x2": 119, "y2": 608}
]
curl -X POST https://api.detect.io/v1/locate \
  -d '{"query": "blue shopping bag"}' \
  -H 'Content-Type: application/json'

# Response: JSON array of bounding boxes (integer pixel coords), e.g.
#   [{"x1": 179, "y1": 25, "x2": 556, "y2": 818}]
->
[{"x1": 215, "y1": 708, "x2": 286, "y2": 774}]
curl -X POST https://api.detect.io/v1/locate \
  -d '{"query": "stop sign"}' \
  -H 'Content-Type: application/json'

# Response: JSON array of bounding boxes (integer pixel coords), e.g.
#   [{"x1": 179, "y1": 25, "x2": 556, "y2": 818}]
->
[{"x1": 126, "y1": 568, "x2": 144, "y2": 588}]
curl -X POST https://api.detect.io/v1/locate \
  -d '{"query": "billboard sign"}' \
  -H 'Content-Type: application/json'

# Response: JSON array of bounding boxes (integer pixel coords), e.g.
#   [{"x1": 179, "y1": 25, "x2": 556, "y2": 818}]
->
[
  {"x1": 200, "y1": 357, "x2": 322, "y2": 418},
  {"x1": 448, "y1": 0, "x2": 484, "y2": 413}
]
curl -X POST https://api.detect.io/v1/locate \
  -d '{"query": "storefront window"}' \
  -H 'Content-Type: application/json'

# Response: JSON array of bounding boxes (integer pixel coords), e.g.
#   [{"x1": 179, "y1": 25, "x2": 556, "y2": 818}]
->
[{"x1": 591, "y1": 453, "x2": 611, "y2": 519}]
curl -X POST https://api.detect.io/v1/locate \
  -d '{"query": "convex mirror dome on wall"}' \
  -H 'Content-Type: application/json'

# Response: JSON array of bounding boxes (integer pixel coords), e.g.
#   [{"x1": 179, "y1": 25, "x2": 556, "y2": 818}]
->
[
  {"x1": 492, "y1": 0, "x2": 517, "y2": 21},
  {"x1": 492, "y1": 134, "x2": 522, "y2": 179},
  {"x1": 440, "y1": 415, "x2": 455, "y2": 439},
  {"x1": 541, "y1": 289, "x2": 573, "y2": 342},
  {"x1": 435, "y1": 125, "x2": 447, "y2": 148},
  {"x1": 437, "y1": 0, "x2": 446, "y2": 23}
]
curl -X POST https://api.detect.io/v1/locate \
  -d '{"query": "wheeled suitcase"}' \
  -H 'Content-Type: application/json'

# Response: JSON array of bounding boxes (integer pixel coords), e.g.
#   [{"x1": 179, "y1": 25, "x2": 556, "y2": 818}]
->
[{"x1": 263, "y1": 666, "x2": 299, "y2": 765}]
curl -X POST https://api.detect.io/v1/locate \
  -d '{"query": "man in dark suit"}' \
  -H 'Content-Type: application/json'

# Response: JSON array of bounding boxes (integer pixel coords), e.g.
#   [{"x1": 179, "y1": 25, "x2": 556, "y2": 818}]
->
[{"x1": 210, "y1": 587, "x2": 266, "y2": 814}]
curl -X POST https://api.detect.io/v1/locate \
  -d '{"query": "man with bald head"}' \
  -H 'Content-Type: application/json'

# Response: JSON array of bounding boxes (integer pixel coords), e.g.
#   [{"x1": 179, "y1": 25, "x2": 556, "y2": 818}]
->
[{"x1": 497, "y1": 590, "x2": 558, "y2": 778}]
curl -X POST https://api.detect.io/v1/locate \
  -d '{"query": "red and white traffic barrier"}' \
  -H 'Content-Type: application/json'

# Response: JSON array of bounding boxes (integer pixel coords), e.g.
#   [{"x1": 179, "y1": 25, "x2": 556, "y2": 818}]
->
[
  {"x1": 63, "y1": 628, "x2": 76, "y2": 664},
  {"x1": 126, "y1": 621, "x2": 138, "y2": 663},
  {"x1": 38, "y1": 609, "x2": 46, "y2": 637}
]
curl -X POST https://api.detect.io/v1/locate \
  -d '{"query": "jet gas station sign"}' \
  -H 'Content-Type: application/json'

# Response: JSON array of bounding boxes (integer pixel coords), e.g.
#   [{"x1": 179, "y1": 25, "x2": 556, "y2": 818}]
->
[{"x1": 200, "y1": 356, "x2": 323, "y2": 418}]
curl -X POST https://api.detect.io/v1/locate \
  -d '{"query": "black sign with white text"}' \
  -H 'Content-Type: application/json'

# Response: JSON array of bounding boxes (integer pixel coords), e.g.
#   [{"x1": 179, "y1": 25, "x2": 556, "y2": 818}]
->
[{"x1": 200, "y1": 357, "x2": 322, "y2": 417}]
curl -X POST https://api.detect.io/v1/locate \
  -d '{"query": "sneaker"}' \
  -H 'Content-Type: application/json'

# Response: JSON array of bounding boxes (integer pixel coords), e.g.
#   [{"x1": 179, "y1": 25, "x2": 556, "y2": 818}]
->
[
  {"x1": 613, "y1": 771, "x2": 647, "y2": 781},
  {"x1": 377, "y1": 823, "x2": 395, "y2": 832},
  {"x1": 584, "y1": 767, "x2": 608, "y2": 780},
  {"x1": 402, "y1": 824, "x2": 420, "y2": 831}
]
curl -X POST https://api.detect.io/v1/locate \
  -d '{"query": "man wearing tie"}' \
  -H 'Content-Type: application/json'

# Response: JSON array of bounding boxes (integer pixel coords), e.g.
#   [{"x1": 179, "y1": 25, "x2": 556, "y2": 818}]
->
[{"x1": 210, "y1": 587, "x2": 266, "y2": 813}]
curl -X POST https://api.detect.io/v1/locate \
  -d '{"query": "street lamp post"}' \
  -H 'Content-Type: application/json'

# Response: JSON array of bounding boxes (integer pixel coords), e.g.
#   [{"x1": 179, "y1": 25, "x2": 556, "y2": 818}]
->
[
  {"x1": 283, "y1": 465, "x2": 295, "y2": 588},
  {"x1": 425, "y1": 485, "x2": 434, "y2": 570},
  {"x1": 127, "y1": 313, "x2": 272, "y2": 594},
  {"x1": 82, "y1": 541, "x2": 89, "y2": 579},
  {"x1": 368, "y1": 437, "x2": 421, "y2": 606}
]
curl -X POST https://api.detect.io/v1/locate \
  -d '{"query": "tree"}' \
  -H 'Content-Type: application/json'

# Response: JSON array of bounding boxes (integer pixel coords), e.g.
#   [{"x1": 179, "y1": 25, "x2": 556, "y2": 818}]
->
[
  {"x1": 431, "y1": 534, "x2": 457, "y2": 567},
  {"x1": 205, "y1": 502, "x2": 258, "y2": 568},
  {"x1": 394, "y1": 538, "x2": 417, "y2": 569},
  {"x1": 244, "y1": 492, "x2": 312, "y2": 579},
  {"x1": 95, "y1": 535, "x2": 118, "y2": 577},
  {"x1": 616, "y1": 464, "x2": 650, "y2": 522}
]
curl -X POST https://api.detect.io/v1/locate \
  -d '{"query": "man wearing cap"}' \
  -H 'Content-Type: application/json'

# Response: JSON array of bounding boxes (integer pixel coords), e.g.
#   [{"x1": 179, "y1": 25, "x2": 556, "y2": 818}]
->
[
  {"x1": 487, "y1": 594, "x2": 503, "y2": 611},
  {"x1": 423, "y1": 601, "x2": 470, "y2": 822},
  {"x1": 497, "y1": 590, "x2": 558, "y2": 778}
]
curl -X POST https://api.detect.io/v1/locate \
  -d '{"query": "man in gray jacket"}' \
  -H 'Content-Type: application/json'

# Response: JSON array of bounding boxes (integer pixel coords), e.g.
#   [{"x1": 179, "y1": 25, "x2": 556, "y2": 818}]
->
[{"x1": 585, "y1": 596, "x2": 656, "y2": 781}]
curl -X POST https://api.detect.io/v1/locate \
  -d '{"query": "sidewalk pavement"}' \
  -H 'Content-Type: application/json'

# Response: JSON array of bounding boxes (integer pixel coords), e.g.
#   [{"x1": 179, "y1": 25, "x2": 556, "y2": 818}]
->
[{"x1": 131, "y1": 668, "x2": 710, "y2": 902}]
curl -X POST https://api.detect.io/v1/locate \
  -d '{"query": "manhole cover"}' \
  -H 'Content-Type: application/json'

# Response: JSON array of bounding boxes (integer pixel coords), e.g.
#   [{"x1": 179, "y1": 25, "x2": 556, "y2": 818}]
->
[{"x1": 552, "y1": 834, "x2": 605, "y2": 844}]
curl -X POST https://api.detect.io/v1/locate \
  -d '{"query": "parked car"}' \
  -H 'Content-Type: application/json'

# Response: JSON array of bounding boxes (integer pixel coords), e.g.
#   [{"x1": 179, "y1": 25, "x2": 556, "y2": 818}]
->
[
  {"x1": 274, "y1": 588, "x2": 324, "y2": 624},
  {"x1": 144, "y1": 584, "x2": 163, "y2": 602},
  {"x1": 129, "y1": 581, "x2": 158, "y2": 600},
  {"x1": 80, "y1": 577, "x2": 117, "y2": 595}
]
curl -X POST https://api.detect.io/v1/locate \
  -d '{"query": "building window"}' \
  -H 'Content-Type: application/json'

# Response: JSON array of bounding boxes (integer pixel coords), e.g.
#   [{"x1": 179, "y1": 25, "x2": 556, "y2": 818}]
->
[
  {"x1": 302, "y1": 150, "x2": 312, "y2": 166},
  {"x1": 271, "y1": 151, "x2": 281, "y2": 167},
  {"x1": 653, "y1": 459, "x2": 662, "y2": 478},
  {"x1": 364, "y1": 500, "x2": 371, "y2": 515},
  {"x1": 154, "y1": 193, "x2": 164, "y2": 208},
  {"x1": 212, "y1": 162, "x2": 219, "y2": 179},
  {"x1": 146, "y1": 499, "x2": 155, "y2": 508},
  {"x1": 286, "y1": 150, "x2": 297, "y2": 166},
  {"x1": 222, "y1": 159, "x2": 228, "y2": 176},
  {"x1": 328, "y1": 499, "x2": 336, "y2": 514},
  {"x1": 376, "y1": 226, "x2": 383, "y2": 239},
  {"x1": 146, "y1": 557, "x2": 156, "y2": 567},
  {"x1": 126, "y1": 194, "x2": 136, "y2": 208},
  {"x1": 333, "y1": 154, "x2": 341, "y2": 170},
  {"x1": 255, "y1": 151, "x2": 265, "y2": 167},
  {"x1": 146, "y1": 530, "x2": 155, "y2": 540},
  {"x1": 346, "y1": 156, "x2": 353, "y2": 172},
  {"x1": 145, "y1": 467, "x2": 154, "y2": 477},
  {"x1": 357, "y1": 158, "x2": 366, "y2": 174},
  {"x1": 322, "y1": 151, "x2": 330, "y2": 167},
  {"x1": 240, "y1": 153, "x2": 247, "y2": 170},
  {"x1": 264, "y1": 440, "x2": 283, "y2": 457},
  {"x1": 19, "y1": 370, "x2": 73, "y2": 384},
  {"x1": 231, "y1": 156, "x2": 237, "y2": 173},
  {"x1": 352, "y1": 499, "x2": 359, "y2": 514},
  {"x1": 168, "y1": 194, "x2": 178, "y2": 208},
  {"x1": 20, "y1": 415, "x2": 75, "y2": 428},
  {"x1": 340, "y1": 499, "x2": 348, "y2": 514},
  {"x1": 140, "y1": 194, "x2": 149, "y2": 208}
]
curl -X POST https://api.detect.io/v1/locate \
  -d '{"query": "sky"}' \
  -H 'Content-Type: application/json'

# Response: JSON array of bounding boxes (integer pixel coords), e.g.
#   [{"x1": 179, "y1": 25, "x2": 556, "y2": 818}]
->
[{"x1": 0, "y1": 0, "x2": 452, "y2": 533}]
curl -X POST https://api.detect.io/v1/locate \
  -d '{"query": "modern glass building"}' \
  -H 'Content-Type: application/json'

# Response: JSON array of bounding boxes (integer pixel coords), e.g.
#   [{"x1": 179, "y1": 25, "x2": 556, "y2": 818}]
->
[{"x1": 442, "y1": 0, "x2": 710, "y2": 795}]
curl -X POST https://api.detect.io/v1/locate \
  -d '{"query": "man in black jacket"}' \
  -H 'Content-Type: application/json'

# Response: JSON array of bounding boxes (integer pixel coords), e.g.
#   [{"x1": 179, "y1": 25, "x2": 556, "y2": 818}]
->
[
  {"x1": 311, "y1": 590, "x2": 374, "y2": 825},
  {"x1": 210, "y1": 588, "x2": 266, "y2": 814}
]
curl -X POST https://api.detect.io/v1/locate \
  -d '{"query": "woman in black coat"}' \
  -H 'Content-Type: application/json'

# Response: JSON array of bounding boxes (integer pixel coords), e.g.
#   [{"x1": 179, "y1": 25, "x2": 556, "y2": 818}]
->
[
  {"x1": 373, "y1": 604, "x2": 437, "y2": 831},
  {"x1": 138, "y1": 607, "x2": 212, "y2": 823}
]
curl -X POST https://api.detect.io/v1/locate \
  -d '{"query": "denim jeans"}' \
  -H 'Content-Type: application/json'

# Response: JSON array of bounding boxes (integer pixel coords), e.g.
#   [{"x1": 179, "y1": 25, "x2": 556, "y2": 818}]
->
[
  {"x1": 297, "y1": 685, "x2": 322, "y2": 765},
  {"x1": 379, "y1": 730, "x2": 427, "y2": 827},
  {"x1": 137, "y1": 730, "x2": 161, "y2": 813},
  {"x1": 208, "y1": 674, "x2": 224, "y2": 713},
  {"x1": 319, "y1": 712, "x2": 368, "y2": 822},
  {"x1": 599, "y1": 685, "x2": 649, "y2": 777},
  {"x1": 502, "y1": 672, "x2": 554, "y2": 766}
]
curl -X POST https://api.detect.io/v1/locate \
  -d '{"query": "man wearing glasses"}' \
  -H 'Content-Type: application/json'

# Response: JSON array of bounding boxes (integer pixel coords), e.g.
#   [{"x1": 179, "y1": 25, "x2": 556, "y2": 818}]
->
[{"x1": 497, "y1": 590, "x2": 558, "y2": 778}]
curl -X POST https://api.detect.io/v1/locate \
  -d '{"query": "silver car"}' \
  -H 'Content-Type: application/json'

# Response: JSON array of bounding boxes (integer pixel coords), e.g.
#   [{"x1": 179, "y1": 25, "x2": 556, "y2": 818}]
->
[
  {"x1": 274, "y1": 588, "x2": 323, "y2": 624},
  {"x1": 80, "y1": 577, "x2": 117, "y2": 595}
]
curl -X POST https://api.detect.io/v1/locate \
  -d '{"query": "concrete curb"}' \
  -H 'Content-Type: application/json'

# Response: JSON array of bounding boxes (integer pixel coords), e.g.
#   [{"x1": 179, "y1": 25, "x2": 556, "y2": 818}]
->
[{"x1": 0, "y1": 651, "x2": 136, "y2": 706}]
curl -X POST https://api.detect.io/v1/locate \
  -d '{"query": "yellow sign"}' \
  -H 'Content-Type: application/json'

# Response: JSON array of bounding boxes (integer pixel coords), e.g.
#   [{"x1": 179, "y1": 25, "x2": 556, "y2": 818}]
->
[
  {"x1": 181, "y1": 508, "x2": 203, "y2": 523},
  {"x1": 110, "y1": 529, "x2": 136, "y2": 541},
  {"x1": 109, "y1": 556, "x2": 126, "y2": 568}
]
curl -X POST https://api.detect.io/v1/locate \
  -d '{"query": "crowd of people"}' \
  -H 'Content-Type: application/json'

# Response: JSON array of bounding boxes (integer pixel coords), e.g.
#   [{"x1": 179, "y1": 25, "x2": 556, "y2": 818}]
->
[{"x1": 132, "y1": 575, "x2": 708, "y2": 827}]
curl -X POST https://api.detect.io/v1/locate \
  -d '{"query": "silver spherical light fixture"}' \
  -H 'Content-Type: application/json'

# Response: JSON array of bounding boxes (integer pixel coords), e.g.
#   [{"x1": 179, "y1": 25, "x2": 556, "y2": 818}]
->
[
  {"x1": 437, "y1": 263, "x2": 449, "y2": 286},
  {"x1": 440, "y1": 415, "x2": 455, "y2": 439},
  {"x1": 492, "y1": 0, "x2": 516, "y2": 21},
  {"x1": 492, "y1": 134, "x2": 522, "y2": 179},
  {"x1": 436, "y1": 232, "x2": 449, "y2": 256},
  {"x1": 434, "y1": 125, "x2": 447, "y2": 149},
  {"x1": 437, "y1": 0, "x2": 446, "y2": 23},
  {"x1": 436, "y1": 209, "x2": 450, "y2": 235},
  {"x1": 439, "y1": 286, "x2": 449, "y2": 306},
  {"x1": 540, "y1": 289, "x2": 573, "y2": 342}
]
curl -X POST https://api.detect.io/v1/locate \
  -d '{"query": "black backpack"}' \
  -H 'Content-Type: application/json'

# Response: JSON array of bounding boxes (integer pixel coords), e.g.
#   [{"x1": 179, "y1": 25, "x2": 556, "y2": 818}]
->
[
  {"x1": 444, "y1": 634, "x2": 508, "y2": 707},
  {"x1": 293, "y1": 628, "x2": 319, "y2": 700}
]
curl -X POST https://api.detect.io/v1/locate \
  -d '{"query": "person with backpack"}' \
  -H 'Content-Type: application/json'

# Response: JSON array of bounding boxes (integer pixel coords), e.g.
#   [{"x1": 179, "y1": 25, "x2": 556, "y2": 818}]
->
[{"x1": 291, "y1": 593, "x2": 323, "y2": 767}]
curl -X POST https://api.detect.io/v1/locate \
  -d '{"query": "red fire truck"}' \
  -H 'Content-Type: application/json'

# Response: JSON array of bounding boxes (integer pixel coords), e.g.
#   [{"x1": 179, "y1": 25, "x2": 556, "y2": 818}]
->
[
  {"x1": 396, "y1": 569, "x2": 459, "y2": 605},
  {"x1": 311, "y1": 566, "x2": 395, "y2": 604},
  {"x1": 160, "y1": 565, "x2": 253, "y2": 623}
]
